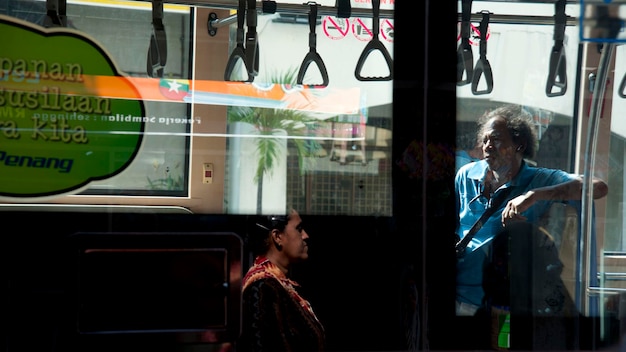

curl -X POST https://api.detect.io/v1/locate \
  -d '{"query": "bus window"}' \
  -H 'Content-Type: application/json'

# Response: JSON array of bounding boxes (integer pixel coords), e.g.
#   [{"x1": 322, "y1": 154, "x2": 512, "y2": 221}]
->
[
  {"x1": 0, "y1": 0, "x2": 394, "y2": 216},
  {"x1": 455, "y1": 1, "x2": 626, "y2": 350}
]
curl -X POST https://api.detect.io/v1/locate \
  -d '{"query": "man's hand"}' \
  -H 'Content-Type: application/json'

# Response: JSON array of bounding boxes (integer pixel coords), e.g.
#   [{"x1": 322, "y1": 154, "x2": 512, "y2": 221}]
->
[{"x1": 501, "y1": 192, "x2": 533, "y2": 225}]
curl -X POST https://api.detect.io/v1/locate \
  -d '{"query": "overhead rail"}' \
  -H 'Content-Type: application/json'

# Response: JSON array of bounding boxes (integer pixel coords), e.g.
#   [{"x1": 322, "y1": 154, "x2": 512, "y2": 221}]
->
[
  {"x1": 180, "y1": 0, "x2": 394, "y2": 22},
  {"x1": 457, "y1": 13, "x2": 577, "y2": 26},
  {"x1": 202, "y1": 0, "x2": 393, "y2": 32},
  {"x1": 462, "y1": 0, "x2": 579, "y2": 2},
  {"x1": 581, "y1": 0, "x2": 626, "y2": 4}
]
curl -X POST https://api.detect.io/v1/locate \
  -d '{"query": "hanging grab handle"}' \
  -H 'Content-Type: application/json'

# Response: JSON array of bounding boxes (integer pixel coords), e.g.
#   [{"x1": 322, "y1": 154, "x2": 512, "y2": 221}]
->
[
  {"x1": 245, "y1": 0, "x2": 260, "y2": 77},
  {"x1": 44, "y1": 0, "x2": 67, "y2": 27},
  {"x1": 619, "y1": 73, "x2": 626, "y2": 98},
  {"x1": 335, "y1": 0, "x2": 351, "y2": 18},
  {"x1": 354, "y1": 0, "x2": 393, "y2": 81},
  {"x1": 297, "y1": 2, "x2": 329, "y2": 86},
  {"x1": 471, "y1": 10, "x2": 493, "y2": 95},
  {"x1": 546, "y1": 0, "x2": 567, "y2": 97},
  {"x1": 546, "y1": 47, "x2": 567, "y2": 97},
  {"x1": 224, "y1": 0, "x2": 253, "y2": 82},
  {"x1": 147, "y1": 0, "x2": 167, "y2": 78},
  {"x1": 457, "y1": 0, "x2": 473, "y2": 86}
]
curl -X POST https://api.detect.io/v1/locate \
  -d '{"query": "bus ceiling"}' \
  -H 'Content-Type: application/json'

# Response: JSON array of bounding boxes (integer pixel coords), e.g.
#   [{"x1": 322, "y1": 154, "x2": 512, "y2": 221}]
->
[{"x1": 44, "y1": 0, "x2": 393, "y2": 24}]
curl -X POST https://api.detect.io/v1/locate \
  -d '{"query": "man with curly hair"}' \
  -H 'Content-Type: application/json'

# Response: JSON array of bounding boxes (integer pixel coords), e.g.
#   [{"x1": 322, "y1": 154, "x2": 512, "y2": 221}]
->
[{"x1": 454, "y1": 104, "x2": 608, "y2": 349}]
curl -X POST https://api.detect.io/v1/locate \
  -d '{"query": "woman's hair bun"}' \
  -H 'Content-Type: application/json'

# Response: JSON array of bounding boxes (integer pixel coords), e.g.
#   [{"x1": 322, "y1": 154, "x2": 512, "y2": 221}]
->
[{"x1": 245, "y1": 213, "x2": 290, "y2": 254}]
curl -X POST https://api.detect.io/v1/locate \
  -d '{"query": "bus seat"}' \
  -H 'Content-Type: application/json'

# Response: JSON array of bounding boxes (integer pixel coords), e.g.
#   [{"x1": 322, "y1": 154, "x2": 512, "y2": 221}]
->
[
  {"x1": 538, "y1": 202, "x2": 579, "y2": 305},
  {"x1": 538, "y1": 200, "x2": 600, "y2": 316}
]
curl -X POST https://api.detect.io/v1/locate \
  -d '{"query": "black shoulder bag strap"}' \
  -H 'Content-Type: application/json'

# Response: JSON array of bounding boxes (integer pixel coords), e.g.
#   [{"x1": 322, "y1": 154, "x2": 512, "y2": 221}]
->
[{"x1": 456, "y1": 187, "x2": 514, "y2": 258}]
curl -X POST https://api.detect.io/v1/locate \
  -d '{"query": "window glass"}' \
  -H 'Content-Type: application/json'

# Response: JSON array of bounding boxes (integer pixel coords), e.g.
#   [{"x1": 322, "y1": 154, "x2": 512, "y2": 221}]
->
[
  {"x1": 223, "y1": 7, "x2": 394, "y2": 215},
  {"x1": 1, "y1": 0, "x2": 394, "y2": 215},
  {"x1": 70, "y1": 2, "x2": 192, "y2": 196},
  {"x1": 456, "y1": 2, "x2": 580, "y2": 171},
  {"x1": 1, "y1": 0, "x2": 192, "y2": 196},
  {"x1": 607, "y1": 44, "x2": 626, "y2": 251},
  {"x1": 455, "y1": 1, "x2": 626, "y2": 348}
]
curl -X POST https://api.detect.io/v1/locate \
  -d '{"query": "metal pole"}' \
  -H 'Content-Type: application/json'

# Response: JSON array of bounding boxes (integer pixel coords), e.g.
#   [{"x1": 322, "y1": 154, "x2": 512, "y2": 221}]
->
[
  {"x1": 459, "y1": 13, "x2": 578, "y2": 26},
  {"x1": 580, "y1": 42, "x2": 614, "y2": 315},
  {"x1": 137, "y1": 0, "x2": 394, "y2": 19}
]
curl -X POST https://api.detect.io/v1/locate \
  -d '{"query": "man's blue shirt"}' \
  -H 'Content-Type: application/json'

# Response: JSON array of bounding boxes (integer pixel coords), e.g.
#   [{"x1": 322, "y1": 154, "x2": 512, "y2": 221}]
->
[{"x1": 455, "y1": 159, "x2": 576, "y2": 307}]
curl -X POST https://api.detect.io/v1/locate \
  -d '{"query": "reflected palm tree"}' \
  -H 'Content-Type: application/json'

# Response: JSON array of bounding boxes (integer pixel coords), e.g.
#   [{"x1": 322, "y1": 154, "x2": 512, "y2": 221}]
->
[{"x1": 227, "y1": 70, "x2": 322, "y2": 213}]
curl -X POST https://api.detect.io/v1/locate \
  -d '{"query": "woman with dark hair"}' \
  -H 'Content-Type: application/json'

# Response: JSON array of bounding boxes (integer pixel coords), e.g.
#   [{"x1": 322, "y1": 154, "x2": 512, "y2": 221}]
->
[{"x1": 237, "y1": 209, "x2": 325, "y2": 352}]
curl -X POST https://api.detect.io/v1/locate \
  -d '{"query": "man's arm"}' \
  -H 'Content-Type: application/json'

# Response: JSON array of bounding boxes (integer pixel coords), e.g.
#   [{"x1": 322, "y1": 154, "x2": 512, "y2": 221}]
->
[
  {"x1": 502, "y1": 176, "x2": 608, "y2": 223},
  {"x1": 526, "y1": 176, "x2": 608, "y2": 202}
]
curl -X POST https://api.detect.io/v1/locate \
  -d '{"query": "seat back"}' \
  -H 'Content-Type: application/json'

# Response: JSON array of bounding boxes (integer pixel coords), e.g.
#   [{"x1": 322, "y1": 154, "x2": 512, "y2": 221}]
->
[{"x1": 537, "y1": 202, "x2": 580, "y2": 308}]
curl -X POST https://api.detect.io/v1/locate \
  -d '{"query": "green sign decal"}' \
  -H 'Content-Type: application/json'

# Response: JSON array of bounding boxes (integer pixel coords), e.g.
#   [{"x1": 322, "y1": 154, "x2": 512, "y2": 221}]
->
[{"x1": 0, "y1": 15, "x2": 145, "y2": 198}]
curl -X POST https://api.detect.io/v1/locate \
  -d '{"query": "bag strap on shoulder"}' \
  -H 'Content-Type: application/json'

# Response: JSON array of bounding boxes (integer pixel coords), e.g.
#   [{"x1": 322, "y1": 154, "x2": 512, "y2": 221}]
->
[{"x1": 456, "y1": 187, "x2": 514, "y2": 258}]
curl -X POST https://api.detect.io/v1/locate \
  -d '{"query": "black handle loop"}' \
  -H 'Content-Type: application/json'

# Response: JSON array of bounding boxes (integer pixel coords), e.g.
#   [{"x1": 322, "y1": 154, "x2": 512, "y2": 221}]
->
[
  {"x1": 471, "y1": 10, "x2": 493, "y2": 95},
  {"x1": 456, "y1": 188, "x2": 514, "y2": 258},
  {"x1": 354, "y1": 0, "x2": 393, "y2": 81},
  {"x1": 457, "y1": 0, "x2": 473, "y2": 86},
  {"x1": 546, "y1": 47, "x2": 567, "y2": 97},
  {"x1": 43, "y1": 0, "x2": 67, "y2": 27},
  {"x1": 618, "y1": 72, "x2": 626, "y2": 98},
  {"x1": 457, "y1": 42, "x2": 474, "y2": 86},
  {"x1": 245, "y1": 0, "x2": 260, "y2": 77},
  {"x1": 262, "y1": 0, "x2": 277, "y2": 14},
  {"x1": 224, "y1": 45, "x2": 251, "y2": 82},
  {"x1": 546, "y1": 0, "x2": 567, "y2": 97},
  {"x1": 147, "y1": 0, "x2": 167, "y2": 78},
  {"x1": 224, "y1": 0, "x2": 254, "y2": 82},
  {"x1": 471, "y1": 58, "x2": 493, "y2": 95},
  {"x1": 297, "y1": 2, "x2": 329, "y2": 86},
  {"x1": 297, "y1": 52, "x2": 329, "y2": 87},
  {"x1": 336, "y1": 0, "x2": 351, "y2": 18}
]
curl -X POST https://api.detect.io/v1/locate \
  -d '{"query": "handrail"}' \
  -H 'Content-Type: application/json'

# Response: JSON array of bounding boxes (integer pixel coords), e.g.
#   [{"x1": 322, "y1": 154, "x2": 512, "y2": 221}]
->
[
  {"x1": 603, "y1": 251, "x2": 626, "y2": 258},
  {"x1": 459, "y1": 0, "x2": 579, "y2": 2},
  {"x1": 148, "y1": 0, "x2": 394, "y2": 19},
  {"x1": 580, "y1": 42, "x2": 614, "y2": 316},
  {"x1": 457, "y1": 13, "x2": 578, "y2": 26},
  {"x1": 601, "y1": 273, "x2": 626, "y2": 281},
  {"x1": 588, "y1": 287, "x2": 626, "y2": 295}
]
